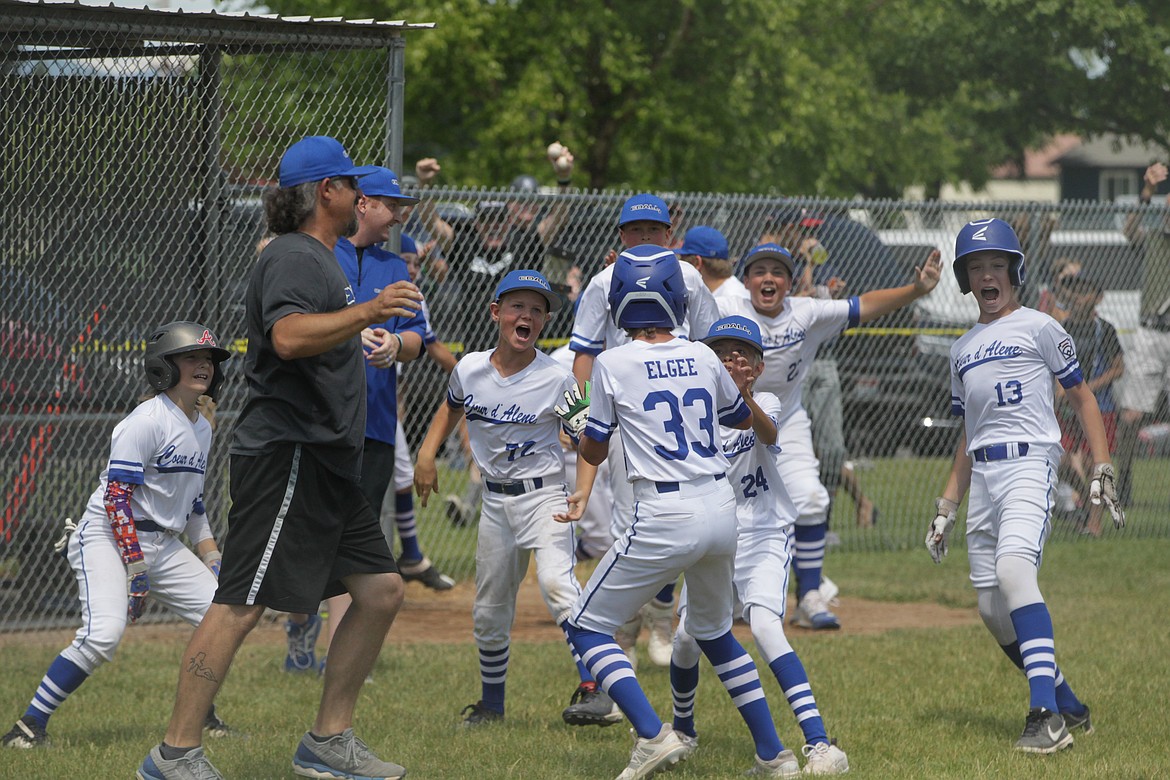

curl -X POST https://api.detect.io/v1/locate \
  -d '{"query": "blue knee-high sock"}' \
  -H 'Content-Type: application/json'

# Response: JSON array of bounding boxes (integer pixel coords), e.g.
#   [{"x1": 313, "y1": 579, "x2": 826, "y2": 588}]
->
[
  {"x1": 477, "y1": 645, "x2": 508, "y2": 713},
  {"x1": 567, "y1": 625, "x2": 660, "y2": 738},
  {"x1": 792, "y1": 524, "x2": 826, "y2": 600},
  {"x1": 1009, "y1": 603, "x2": 1059, "y2": 713},
  {"x1": 395, "y1": 491, "x2": 423, "y2": 562},
  {"x1": 561, "y1": 624, "x2": 593, "y2": 684},
  {"x1": 697, "y1": 632, "x2": 783, "y2": 760},
  {"x1": 670, "y1": 660, "x2": 699, "y2": 738},
  {"x1": 24, "y1": 654, "x2": 89, "y2": 728},
  {"x1": 998, "y1": 642, "x2": 1086, "y2": 716},
  {"x1": 654, "y1": 583, "x2": 675, "y2": 605},
  {"x1": 768, "y1": 652, "x2": 828, "y2": 745}
]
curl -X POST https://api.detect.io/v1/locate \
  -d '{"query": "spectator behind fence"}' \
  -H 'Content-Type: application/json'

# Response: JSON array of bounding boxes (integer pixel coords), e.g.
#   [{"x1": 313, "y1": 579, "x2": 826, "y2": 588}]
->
[
  {"x1": 1036, "y1": 257, "x2": 1083, "y2": 323},
  {"x1": 1114, "y1": 162, "x2": 1170, "y2": 507},
  {"x1": 1055, "y1": 270, "x2": 1124, "y2": 537},
  {"x1": 412, "y1": 144, "x2": 575, "y2": 354},
  {"x1": 137, "y1": 135, "x2": 422, "y2": 780}
]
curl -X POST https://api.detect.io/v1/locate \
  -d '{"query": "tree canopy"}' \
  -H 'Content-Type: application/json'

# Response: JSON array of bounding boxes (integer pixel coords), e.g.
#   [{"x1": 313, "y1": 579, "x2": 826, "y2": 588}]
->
[{"x1": 257, "y1": 0, "x2": 1170, "y2": 197}]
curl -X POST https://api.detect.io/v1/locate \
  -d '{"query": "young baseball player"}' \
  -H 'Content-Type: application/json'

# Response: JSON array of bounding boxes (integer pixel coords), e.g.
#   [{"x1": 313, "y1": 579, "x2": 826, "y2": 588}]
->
[
  {"x1": 562, "y1": 245, "x2": 799, "y2": 779},
  {"x1": 414, "y1": 269, "x2": 616, "y2": 728},
  {"x1": 669, "y1": 315, "x2": 849, "y2": 775},
  {"x1": 926, "y1": 218, "x2": 1124, "y2": 754},
  {"x1": 568, "y1": 194, "x2": 721, "y2": 670},
  {"x1": 720, "y1": 242, "x2": 942, "y2": 630},
  {"x1": 3, "y1": 321, "x2": 232, "y2": 749}
]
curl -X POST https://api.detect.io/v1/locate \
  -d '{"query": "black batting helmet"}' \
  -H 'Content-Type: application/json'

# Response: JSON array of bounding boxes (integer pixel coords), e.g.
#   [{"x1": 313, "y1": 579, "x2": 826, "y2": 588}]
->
[{"x1": 144, "y1": 321, "x2": 231, "y2": 399}]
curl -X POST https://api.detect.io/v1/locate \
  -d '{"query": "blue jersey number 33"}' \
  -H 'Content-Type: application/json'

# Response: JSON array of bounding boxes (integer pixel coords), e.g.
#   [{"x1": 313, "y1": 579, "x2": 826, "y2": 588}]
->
[{"x1": 643, "y1": 388, "x2": 717, "y2": 461}]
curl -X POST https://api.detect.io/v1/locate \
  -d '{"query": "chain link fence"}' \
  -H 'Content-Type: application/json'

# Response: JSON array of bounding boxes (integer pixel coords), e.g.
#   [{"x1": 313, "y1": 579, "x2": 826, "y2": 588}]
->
[{"x1": 3, "y1": 6, "x2": 1169, "y2": 632}]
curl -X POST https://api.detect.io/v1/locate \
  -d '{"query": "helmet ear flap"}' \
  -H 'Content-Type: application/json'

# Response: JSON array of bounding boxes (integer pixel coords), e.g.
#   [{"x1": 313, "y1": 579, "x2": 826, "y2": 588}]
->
[{"x1": 144, "y1": 354, "x2": 180, "y2": 392}]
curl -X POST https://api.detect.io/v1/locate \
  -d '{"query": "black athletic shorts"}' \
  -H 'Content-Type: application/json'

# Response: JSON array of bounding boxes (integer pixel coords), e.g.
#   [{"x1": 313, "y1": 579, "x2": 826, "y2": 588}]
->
[{"x1": 214, "y1": 442, "x2": 398, "y2": 614}]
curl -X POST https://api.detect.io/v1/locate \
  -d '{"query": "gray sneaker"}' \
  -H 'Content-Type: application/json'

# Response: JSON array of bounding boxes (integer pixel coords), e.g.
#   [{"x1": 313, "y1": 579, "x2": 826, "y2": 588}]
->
[
  {"x1": 1014, "y1": 708, "x2": 1073, "y2": 754},
  {"x1": 562, "y1": 682, "x2": 623, "y2": 727},
  {"x1": 137, "y1": 745, "x2": 224, "y2": 780},
  {"x1": 1063, "y1": 704, "x2": 1093, "y2": 735},
  {"x1": 292, "y1": 728, "x2": 406, "y2": 779}
]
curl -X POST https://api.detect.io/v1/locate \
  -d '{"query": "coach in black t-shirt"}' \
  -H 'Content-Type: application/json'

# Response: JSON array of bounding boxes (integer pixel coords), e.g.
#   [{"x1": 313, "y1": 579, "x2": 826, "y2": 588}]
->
[{"x1": 140, "y1": 136, "x2": 422, "y2": 780}]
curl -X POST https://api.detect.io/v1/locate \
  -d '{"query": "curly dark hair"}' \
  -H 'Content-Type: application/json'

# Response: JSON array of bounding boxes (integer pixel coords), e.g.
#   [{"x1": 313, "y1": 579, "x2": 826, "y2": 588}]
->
[{"x1": 262, "y1": 182, "x2": 318, "y2": 235}]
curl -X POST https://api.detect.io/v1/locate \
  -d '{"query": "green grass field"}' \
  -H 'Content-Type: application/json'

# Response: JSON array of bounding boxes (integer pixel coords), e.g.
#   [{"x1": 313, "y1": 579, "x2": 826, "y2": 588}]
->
[{"x1": 2, "y1": 537, "x2": 1167, "y2": 779}]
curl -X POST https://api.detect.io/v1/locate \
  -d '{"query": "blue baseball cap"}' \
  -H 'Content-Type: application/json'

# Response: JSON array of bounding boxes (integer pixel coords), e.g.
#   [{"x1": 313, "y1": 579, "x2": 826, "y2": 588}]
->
[
  {"x1": 741, "y1": 242, "x2": 795, "y2": 278},
  {"x1": 675, "y1": 226, "x2": 729, "y2": 260},
  {"x1": 399, "y1": 233, "x2": 418, "y2": 255},
  {"x1": 494, "y1": 269, "x2": 564, "y2": 312},
  {"x1": 357, "y1": 167, "x2": 419, "y2": 203},
  {"x1": 278, "y1": 136, "x2": 379, "y2": 188},
  {"x1": 618, "y1": 193, "x2": 672, "y2": 227},
  {"x1": 701, "y1": 315, "x2": 764, "y2": 354}
]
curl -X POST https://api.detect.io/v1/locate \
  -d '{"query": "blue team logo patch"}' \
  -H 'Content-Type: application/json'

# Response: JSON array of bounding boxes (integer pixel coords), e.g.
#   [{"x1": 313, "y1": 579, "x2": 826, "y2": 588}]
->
[{"x1": 1058, "y1": 337, "x2": 1075, "y2": 361}]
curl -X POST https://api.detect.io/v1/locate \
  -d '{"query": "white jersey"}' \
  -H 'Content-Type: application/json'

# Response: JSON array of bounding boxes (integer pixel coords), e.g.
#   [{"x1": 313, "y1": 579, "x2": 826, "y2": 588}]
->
[
  {"x1": 720, "y1": 392, "x2": 794, "y2": 532},
  {"x1": 950, "y1": 307, "x2": 1082, "y2": 453},
  {"x1": 82, "y1": 394, "x2": 213, "y2": 541},
  {"x1": 585, "y1": 337, "x2": 748, "y2": 483},
  {"x1": 569, "y1": 260, "x2": 720, "y2": 355},
  {"x1": 720, "y1": 295, "x2": 859, "y2": 424},
  {"x1": 711, "y1": 275, "x2": 749, "y2": 307},
  {"x1": 446, "y1": 350, "x2": 575, "y2": 480}
]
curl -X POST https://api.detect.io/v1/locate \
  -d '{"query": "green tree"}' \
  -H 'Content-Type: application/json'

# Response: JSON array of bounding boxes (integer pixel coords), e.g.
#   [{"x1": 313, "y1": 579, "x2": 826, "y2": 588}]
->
[{"x1": 256, "y1": 0, "x2": 1170, "y2": 197}]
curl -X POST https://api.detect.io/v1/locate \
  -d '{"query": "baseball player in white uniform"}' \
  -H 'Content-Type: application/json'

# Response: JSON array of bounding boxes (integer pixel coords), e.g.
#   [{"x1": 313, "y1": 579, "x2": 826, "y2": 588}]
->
[
  {"x1": 673, "y1": 225, "x2": 749, "y2": 306},
  {"x1": 414, "y1": 270, "x2": 616, "y2": 728},
  {"x1": 3, "y1": 322, "x2": 232, "y2": 749},
  {"x1": 562, "y1": 245, "x2": 797, "y2": 779},
  {"x1": 926, "y1": 218, "x2": 1124, "y2": 754},
  {"x1": 669, "y1": 315, "x2": 850, "y2": 776},
  {"x1": 720, "y1": 242, "x2": 941, "y2": 630},
  {"x1": 569, "y1": 193, "x2": 720, "y2": 669}
]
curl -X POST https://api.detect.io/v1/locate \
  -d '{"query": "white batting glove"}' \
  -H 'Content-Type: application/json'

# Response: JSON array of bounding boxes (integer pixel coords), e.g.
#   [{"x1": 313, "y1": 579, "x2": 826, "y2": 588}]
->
[
  {"x1": 1089, "y1": 462, "x2": 1125, "y2": 528},
  {"x1": 554, "y1": 384, "x2": 590, "y2": 438},
  {"x1": 926, "y1": 497, "x2": 959, "y2": 564},
  {"x1": 53, "y1": 517, "x2": 78, "y2": 556}
]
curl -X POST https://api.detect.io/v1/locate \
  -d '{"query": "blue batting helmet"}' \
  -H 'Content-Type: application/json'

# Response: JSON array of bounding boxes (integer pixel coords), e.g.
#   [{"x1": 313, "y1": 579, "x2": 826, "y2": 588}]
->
[
  {"x1": 953, "y1": 218, "x2": 1025, "y2": 294},
  {"x1": 609, "y1": 245, "x2": 687, "y2": 329}
]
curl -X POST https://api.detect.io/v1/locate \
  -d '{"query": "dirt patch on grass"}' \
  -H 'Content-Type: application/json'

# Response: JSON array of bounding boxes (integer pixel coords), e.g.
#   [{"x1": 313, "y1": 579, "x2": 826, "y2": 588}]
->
[{"x1": 1, "y1": 572, "x2": 978, "y2": 650}]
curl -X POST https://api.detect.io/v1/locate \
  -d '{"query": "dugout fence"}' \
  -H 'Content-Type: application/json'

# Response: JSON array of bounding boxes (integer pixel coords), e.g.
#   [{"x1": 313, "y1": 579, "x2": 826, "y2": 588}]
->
[{"x1": 2, "y1": 3, "x2": 1167, "y2": 632}]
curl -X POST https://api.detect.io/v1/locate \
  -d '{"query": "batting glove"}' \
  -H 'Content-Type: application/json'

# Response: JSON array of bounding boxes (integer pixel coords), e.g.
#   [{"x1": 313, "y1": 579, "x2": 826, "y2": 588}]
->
[
  {"x1": 554, "y1": 383, "x2": 590, "y2": 438},
  {"x1": 1089, "y1": 462, "x2": 1125, "y2": 529},
  {"x1": 127, "y1": 561, "x2": 150, "y2": 623},
  {"x1": 53, "y1": 517, "x2": 78, "y2": 557},
  {"x1": 926, "y1": 497, "x2": 959, "y2": 564}
]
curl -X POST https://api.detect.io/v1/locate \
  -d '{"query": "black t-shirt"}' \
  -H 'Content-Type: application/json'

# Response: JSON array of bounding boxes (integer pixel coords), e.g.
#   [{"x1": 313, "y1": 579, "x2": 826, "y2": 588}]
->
[
  {"x1": 446, "y1": 221, "x2": 545, "y2": 353},
  {"x1": 231, "y1": 232, "x2": 366, "y2": 481},
  {"x1": 1065, "y1": 315, "x2": 1122, "y2": 383}
]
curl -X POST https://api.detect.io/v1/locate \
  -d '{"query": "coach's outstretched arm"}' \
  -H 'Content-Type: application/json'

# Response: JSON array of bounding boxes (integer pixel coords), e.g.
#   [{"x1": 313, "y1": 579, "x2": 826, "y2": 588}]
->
[
  {"x1": 272, "y1": 281, "x2": 422, "y2": 360},
  {"x1": 857, "y1": 249, "x2": 942, "y2": 324},
  {"x1": 414, "y1": 399, "x2": 464, "y2": 508}
]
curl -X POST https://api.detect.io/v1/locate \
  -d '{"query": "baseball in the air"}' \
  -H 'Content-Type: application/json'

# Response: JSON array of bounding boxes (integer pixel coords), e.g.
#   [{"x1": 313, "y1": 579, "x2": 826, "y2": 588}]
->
[{"x1": 547, "y1": 142, "x2": 567, "y2": 161}]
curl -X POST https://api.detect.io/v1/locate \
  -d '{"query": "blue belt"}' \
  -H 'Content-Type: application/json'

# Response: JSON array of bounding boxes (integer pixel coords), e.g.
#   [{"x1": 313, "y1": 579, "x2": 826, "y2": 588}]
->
[
  {"x1": 973, "y1": 443, "x2": 1030, "y2": 462},
  {"x1": 135, "y1": 519, "x2": 165, "y2": 533},
  {"x1": 484, "y1": 477, "x2": 544, "y2": 496},
  {"x1": 654, "y1": 473, "x2": 726, "y2": 494}
]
